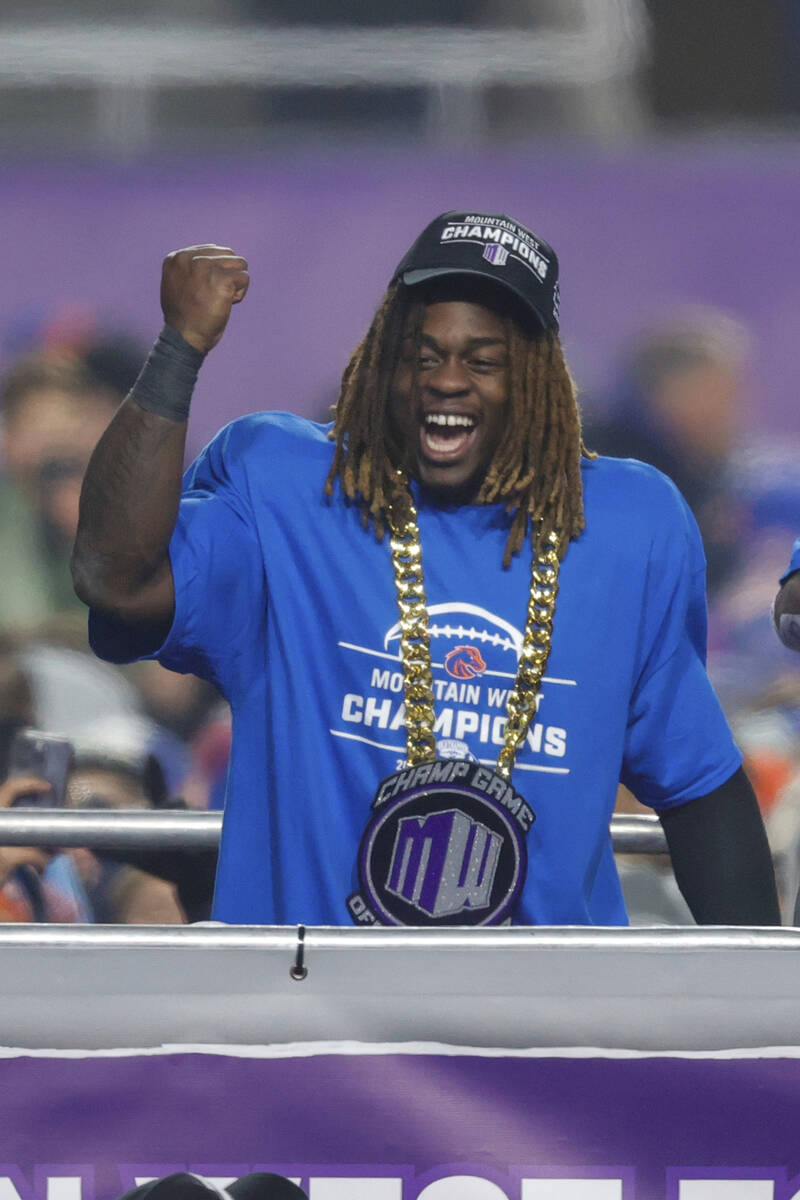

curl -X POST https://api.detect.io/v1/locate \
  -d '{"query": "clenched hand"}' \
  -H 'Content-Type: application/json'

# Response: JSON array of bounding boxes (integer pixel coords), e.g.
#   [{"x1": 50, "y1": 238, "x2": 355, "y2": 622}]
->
[{"x1": 161, "y1": 244, "x2": 250, "y2": 355}]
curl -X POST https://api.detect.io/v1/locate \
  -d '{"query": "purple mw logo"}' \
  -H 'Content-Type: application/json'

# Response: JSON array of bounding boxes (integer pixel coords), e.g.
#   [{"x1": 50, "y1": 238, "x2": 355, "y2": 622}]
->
[
  {"x1": 483, "y1": 243, "x2": 509, "y2": 266},
  {"x1": 387, "y1": 808, "x2": 502, "y2": 918},
  {"x1": 349, "y1": 761, "x2": 531, "y2": 926}
]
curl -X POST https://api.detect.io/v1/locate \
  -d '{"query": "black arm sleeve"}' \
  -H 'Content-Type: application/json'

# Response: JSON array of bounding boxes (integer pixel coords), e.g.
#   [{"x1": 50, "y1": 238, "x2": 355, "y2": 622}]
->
[{"x1": 659, "y1": 766, "x2": 781, "y2": 926}]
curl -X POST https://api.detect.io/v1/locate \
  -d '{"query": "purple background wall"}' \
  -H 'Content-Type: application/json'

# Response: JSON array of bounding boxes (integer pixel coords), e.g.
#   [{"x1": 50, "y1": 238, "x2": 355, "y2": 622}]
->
[{"x1": 2, "y1": 145, "x2": 798, "y2": 454}]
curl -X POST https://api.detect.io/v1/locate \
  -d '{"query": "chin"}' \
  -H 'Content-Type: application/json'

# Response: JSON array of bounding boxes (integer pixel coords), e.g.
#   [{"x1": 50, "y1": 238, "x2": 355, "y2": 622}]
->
[{"x1": 418, "y1": 462, "x2": 483, "y2": 504}]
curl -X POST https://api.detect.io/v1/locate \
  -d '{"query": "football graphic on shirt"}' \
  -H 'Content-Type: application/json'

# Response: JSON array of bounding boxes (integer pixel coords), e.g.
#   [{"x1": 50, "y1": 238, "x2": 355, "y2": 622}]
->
[
  {"x1": 380, "y1": 601, "x2": 533, "y2": 758},
  {"x1": 384, "y1": 602, "x2": 523, "y2": 674}
]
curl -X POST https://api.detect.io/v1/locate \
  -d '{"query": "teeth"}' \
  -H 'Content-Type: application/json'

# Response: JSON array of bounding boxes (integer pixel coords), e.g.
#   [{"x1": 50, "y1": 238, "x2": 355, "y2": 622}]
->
[{"x1": 424, "y1": 414, "x2": 475, "y2": 428}]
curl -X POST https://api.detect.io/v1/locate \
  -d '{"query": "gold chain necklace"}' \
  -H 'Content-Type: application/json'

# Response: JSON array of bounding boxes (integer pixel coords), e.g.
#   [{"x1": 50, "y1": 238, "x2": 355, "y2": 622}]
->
[{"x1": 387, "y1": 475, "x2": 560, "y2": 781}]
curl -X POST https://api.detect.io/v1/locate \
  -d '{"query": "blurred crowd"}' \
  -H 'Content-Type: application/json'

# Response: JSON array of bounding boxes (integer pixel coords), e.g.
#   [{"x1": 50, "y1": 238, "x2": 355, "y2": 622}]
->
[
  {"x1": 1, "y1": 301, "x2": 799, "y2": 925},
  {"x1": 0, "y1": 312, "x2": 228, "y2": 923}
]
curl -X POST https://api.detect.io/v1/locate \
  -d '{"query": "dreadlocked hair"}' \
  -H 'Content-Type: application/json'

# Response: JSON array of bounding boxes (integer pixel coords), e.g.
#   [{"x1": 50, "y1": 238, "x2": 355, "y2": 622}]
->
[
  {"x1": 324, "y1": 281, "x2": 414, "y2": 542},
  {"x1": 324, "y1": 280, "x2": 593, "y2": 567}
]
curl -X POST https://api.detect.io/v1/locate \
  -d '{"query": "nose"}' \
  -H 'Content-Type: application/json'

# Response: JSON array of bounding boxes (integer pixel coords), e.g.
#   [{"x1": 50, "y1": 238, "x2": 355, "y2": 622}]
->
[{"x1": 426, "y1": 355, "x2": 470, "y2": 395}]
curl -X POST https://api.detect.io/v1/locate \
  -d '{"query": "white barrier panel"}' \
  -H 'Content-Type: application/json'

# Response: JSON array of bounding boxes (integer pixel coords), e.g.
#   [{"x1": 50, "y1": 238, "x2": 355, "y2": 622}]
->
[{"x1": 1, "y1": 924, "x2": 799, "y2": 1051}]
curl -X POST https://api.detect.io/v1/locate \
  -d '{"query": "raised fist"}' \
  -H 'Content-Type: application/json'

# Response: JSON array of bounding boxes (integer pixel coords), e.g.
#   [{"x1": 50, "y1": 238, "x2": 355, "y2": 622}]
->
[{"x1": 160, "y1": 244, "x2": 250, "y2": 355}]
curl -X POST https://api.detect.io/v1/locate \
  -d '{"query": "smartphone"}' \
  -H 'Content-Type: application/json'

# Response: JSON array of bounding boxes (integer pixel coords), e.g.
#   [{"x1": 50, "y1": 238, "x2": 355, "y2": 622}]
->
[{"x1": 6, "y1": 730, "x2": 74, "y2": 808}]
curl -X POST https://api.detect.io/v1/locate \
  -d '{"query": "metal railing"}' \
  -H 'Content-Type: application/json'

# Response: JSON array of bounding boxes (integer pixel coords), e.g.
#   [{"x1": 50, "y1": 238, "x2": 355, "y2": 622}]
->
[
  {"x1": 0, "y1": 808, "x2": 668, "y2": 854},
  {"x1": 0, "y1": 9, "x2": 646, "y2": 88},
  {"x1": 0, "y1": 923, "x2": 793, "y2": 951},
  {"x1": 0, "y1": 1, "x2": 648, "y2": 148}
]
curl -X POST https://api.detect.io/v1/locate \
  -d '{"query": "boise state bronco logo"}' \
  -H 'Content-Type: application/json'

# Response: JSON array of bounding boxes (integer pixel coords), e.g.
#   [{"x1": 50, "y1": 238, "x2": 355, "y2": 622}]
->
[
  {"x1": 347, "y1": 760, "x2": 534, "y2": 927},
  {"x1": 444, "y1": 645, "x2": 487, "y2": 679}
]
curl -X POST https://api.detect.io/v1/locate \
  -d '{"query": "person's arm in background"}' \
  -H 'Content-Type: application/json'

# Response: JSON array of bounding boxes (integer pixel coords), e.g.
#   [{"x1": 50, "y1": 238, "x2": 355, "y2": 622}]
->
[
  {"x1": 71, "y1": 245, "x2": 249, "y2": 631},
  {"x1": 659, "y1": 765, "x2": 780, "y2": 924},
  {"x1": 773, "y1": 539, "x2": 800, "y2": 650}
]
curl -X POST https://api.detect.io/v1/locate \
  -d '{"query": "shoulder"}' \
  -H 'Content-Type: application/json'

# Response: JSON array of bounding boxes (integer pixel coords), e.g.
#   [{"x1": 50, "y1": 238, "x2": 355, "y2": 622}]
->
[
  {"x1": 206, "y1": 411, "x2": 332, "y2": 458},
  {"x1": 186, "y1": 412, "x2": 334, "y2": 490},
  {"x1": 582, "y1": 454, "x2": 692, "y2": 523},
  {"x1": 579, "y1": 455, "x2": 701, "y2": 566}
]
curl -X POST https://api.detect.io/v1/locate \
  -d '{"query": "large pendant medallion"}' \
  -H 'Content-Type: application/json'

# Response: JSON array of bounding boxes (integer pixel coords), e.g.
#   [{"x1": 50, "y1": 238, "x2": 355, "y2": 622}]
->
[{"x1": 348, "y1": 760, "x2": 534, "y2": 927}]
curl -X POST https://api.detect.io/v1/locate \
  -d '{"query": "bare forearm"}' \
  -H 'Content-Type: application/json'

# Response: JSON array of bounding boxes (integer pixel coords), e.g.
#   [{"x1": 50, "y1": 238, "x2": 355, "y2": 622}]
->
[{"x1": 72, "y1": 396, "x2": 187, "y2": 619}]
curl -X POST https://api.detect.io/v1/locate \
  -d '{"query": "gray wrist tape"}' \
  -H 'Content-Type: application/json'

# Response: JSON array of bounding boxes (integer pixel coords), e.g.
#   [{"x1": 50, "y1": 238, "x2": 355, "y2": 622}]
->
[{"x1": 131, "y1": 324, "x2": 205, "y2": 423}]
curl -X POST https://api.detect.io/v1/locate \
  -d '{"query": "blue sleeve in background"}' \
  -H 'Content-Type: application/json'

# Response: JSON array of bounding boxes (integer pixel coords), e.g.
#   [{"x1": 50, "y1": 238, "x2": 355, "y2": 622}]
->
[{"x1": 779, "y1": 536, "x2": 800, "y2": 583}]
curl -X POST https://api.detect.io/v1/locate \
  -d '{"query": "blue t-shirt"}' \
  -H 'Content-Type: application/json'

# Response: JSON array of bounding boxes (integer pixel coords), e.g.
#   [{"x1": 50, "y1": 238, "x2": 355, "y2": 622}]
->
[{"x1": 90, "y1": 413, "x2": 741, "y2": 926}]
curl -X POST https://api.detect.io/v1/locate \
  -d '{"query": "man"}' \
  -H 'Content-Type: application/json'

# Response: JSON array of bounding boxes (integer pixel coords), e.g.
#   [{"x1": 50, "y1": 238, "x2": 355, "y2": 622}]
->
[{"x1": 72, "y1": 210, "x2": 779, "y2": 928}]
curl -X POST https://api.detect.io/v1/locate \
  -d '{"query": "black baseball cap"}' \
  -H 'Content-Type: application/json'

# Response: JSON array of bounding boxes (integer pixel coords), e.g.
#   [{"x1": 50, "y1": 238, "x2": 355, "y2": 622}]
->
[{"x1": 392, "y1": 210, "x2": 560, "y2": 331}]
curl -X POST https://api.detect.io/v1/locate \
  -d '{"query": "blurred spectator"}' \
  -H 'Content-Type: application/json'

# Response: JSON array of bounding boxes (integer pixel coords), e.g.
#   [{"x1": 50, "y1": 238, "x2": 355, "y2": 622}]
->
[
  {"x1": 585, "y1": 309, "x2": 751, "y2": 595},
  {"x1": 708, "y1": 439, "x2": 800, "y2": 717},
  {"x1": 132, "y1": 660, "x2": 221, "y2": 743},
  {"x1": 0, "y1": 351, "x2": 118, "y2": 633},
  {"x1": 0, "y1": 325, "x2": 148, "y2": 637},
  {"x1": 612, "y1": 427, "x2": 800, "y2": 922},
  {"x1": 66, "y1": 739, "x2": 186, "y2": 925},
  {"x1": 0, "y1": 773, "x2": 74, "y2": 922},
  {"x1": 0, "y1": 641, "x2": 82, "y2": 921},
  {"x1": 0, "y1": 635, "x2": 216, "y2": 923},
  {"x1": 79, "y1": 331, "x2": 149, "y2": 401},
  {"x1": 18, "y1": 641, "x2": 140, "y2": 738},
  {"x1": 589, "y1": 314, "x2": 800, "y2": 921},
  {"x1": 0, "y1": 328, "x2": 221, "y2": 820},
  {"x1": 0, "y1": 634, "x2": 36, "y2": 774},
  {"x1": 704, "y1": 444, "x2": 800, "y2": 921},
  {"x1": 66, "y1": 724, "x2": 217, "y2": 923}
]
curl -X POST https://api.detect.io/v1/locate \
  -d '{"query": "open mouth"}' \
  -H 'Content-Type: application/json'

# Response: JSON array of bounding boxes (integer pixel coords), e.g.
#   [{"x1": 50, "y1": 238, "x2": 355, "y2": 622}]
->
[{"x1": 419, "y1": 412, "x2": 478, "y2": 462}]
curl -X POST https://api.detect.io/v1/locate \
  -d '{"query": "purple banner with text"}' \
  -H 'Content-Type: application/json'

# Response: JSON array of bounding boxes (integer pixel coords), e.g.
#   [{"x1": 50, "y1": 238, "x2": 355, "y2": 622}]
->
[{"x1": 3, "y1": 1046, "x2": 800, "y2": 1200}]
